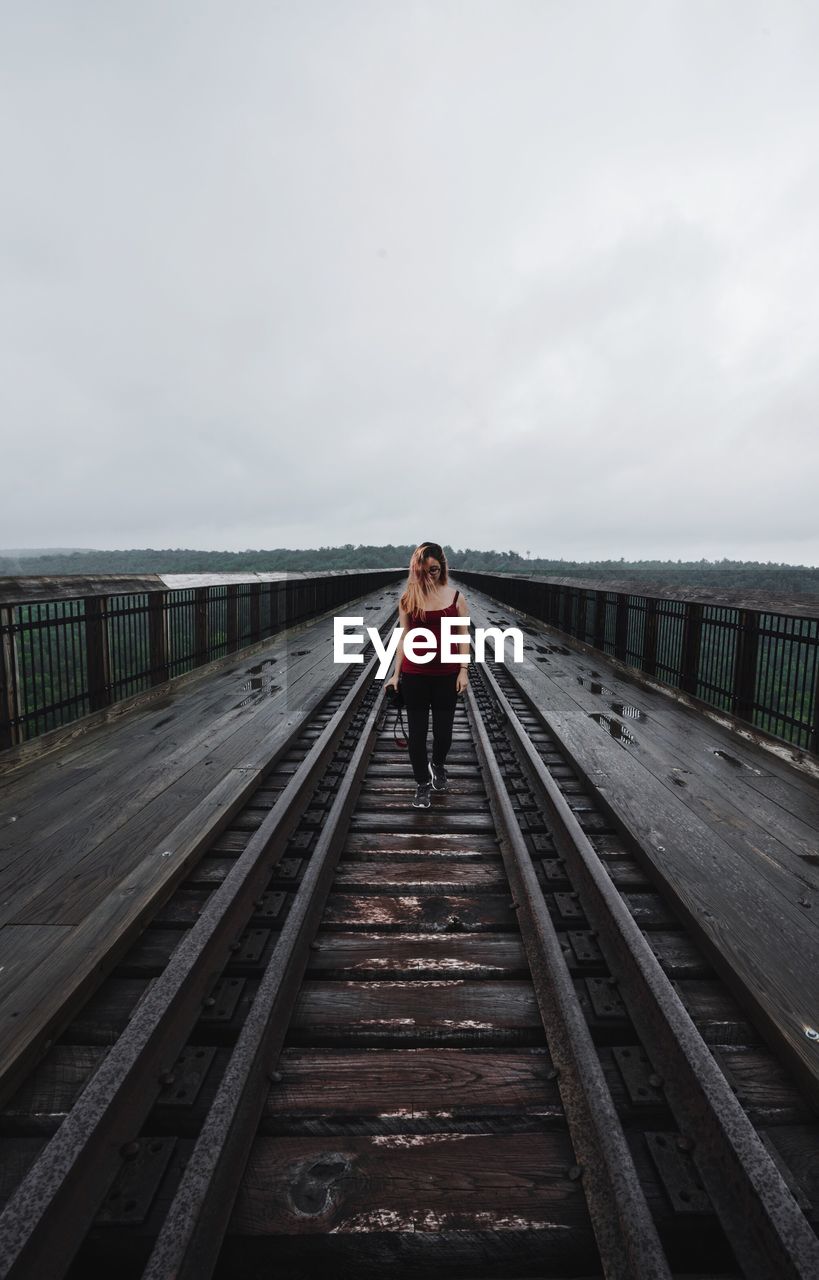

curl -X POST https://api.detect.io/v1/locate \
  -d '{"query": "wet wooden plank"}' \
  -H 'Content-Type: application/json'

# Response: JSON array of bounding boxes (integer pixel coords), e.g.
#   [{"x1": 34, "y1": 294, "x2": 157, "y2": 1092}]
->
[
  {"x1": 711, "y1": 1047, "x2": 816, "y2": 1125},
  {"x1": 619, "y1": 893, "x2": 679, "y2": 929},
  {"x1": 674, "y1": 980, "x2": 761, "y2": 1046},
  {"x1": 602, "y1": 860, "x2": 651, "y2": 889},
  {"x1": 59, "y1": 978, "x2": 150, "y2": 1043},
  {"x1": 344, "y1": 832, "x2": 500, "y2": 856},
  {"x1": 365, "y1": 762, "x2": 478, "y2": 778},
  {"x1": 331, "y1": 860, "x2": 508, "y2": 892},
  {"x1": 0, "y1": 1138, "x2": 50, "y2": 1210},
  {"x1": 307, "y1": 933, "x2": 528, "y2": 979},
  {"x1": 0, "y1": 925, "x2": 73, "y2": 996},
  {"x1": 264, "y1": 1048, "x2": 559, "y2": 1119},
  {"x1": 760, "y1": 1125, "x2": 819, "y2": 1214},
  {"x1": 645, "y1": 931, "x2": 711, "y2": 979},
  {"x1": 289, "y1": 981, "x2": 544, "y2": 1046},
  {"x1": 322, "y1": 893, "x2": 515, "y2": 933},
  {"x1": 231, "y1": 1132, "x2": 591, "y2": 1237},
  {"x1": 360, "y1": 778, "x2": 484, "y2": 795},
  {"x1": 355, "y1": 797, "x2": 491, "y2": 816},
  {"x1": 349, "y1": 813, "x2": 496, "y2": 834},
  {"x1": 1, "y1": 1045, "x2": 106, "y2": 1129}
]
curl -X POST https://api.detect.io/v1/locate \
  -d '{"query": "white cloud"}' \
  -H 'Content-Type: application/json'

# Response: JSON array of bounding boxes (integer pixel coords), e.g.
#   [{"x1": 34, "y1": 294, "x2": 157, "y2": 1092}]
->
[{"x1": 1, "y1": 0, "x2": 817, "y2": 562}]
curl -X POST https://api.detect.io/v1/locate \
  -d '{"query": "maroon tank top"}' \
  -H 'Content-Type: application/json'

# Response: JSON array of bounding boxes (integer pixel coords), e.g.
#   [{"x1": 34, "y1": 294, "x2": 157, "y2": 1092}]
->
[{"x1": 401, "y1": 590, "x2": 462, "y2": 675}]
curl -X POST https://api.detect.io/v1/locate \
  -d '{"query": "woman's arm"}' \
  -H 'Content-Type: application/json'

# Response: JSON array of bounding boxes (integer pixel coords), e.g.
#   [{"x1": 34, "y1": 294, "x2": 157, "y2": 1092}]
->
[
  {"x1": 388, "y1": 605, "x2": 411, "y2": 686},
  {"x1": 455, "y1": 593, "x2": 469, "y2": 690}
]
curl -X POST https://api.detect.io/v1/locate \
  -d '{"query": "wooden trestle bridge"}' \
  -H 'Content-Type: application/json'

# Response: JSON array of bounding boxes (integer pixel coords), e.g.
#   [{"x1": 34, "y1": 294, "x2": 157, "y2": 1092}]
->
[{"x1": 0, "y1": 568, "x2": 817, "y2": 1279}]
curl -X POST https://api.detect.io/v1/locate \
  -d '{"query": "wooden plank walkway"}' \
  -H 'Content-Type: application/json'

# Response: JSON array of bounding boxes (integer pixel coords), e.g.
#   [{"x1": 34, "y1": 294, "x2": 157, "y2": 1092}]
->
[
  {"x1": 462, "y1": 582, "x2": 819, "y2": 1103},
  {"x1": 0, "y1": 589, "x2": 396, "y2": 1101}
]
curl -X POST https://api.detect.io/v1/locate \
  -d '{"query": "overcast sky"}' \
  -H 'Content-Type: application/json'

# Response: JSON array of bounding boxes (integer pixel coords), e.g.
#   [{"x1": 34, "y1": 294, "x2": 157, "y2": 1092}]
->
[{"x1": 2, "y1": 2, "x2": 817, "y2": 563}]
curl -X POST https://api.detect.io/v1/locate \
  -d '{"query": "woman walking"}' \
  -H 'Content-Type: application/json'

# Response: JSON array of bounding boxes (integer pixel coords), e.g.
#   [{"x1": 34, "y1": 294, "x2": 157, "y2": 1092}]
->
[{"x1": 385, "y1": 542, "x2": 469, "y2": 808}]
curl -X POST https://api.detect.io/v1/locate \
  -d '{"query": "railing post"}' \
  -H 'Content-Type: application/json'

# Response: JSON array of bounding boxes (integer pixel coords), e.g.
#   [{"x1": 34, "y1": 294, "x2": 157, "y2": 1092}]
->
[
  {"x1": 0, "y1": 606, "x2": 21, "y2": 748},
  {"x1": 226, "y1": 585, "x2": 239, "y2": 654},
  {"x1": 643, "y1": 597, "x2": 658, "y2": 677},
  {"x1": 680, "y1": 601, "x2": 703, "y2": 697},
  {"x1": 84, "y1": 596, "x2": 112, "y2": 712},
  {"x1": 148, "y1": 591, "x2": 170, "y2": 686},
  {"x1": 274, "y1": 582, "x2": 284, "y2": 633},
  {"x1": 270, "y1": 583, "x2": 280, "y2": 637},
  {"x1": 594, "y1": 591, "x2": 607, "y2": 650},
  {"x1": 577, "y1": 590, "x2": 588, "y2": 643},
  {"x1": 250, "y1": 584, "x2": 261, "y2": 643},
  {"x1": 194, "y1": 588, "x2": 209, "y2": 666},
  {"x1": 614, "y1": 593, "x2": 629, "y2": 662},
  {"x1": 732, "y1": 608, "x2": 760, "y2": 725}
]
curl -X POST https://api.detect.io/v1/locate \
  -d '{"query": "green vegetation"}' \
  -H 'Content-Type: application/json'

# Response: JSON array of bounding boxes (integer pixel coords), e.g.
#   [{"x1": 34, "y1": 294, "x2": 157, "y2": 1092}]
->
[{"x1": 1, "y1": 545, "x2": 817, "y2": 596}]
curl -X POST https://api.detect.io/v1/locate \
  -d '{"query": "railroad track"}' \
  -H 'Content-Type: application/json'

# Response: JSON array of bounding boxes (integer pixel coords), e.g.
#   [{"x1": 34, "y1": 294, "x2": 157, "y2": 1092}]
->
[{"x1": 0, "y1": 617, "x2": 817, "y2": 1279}]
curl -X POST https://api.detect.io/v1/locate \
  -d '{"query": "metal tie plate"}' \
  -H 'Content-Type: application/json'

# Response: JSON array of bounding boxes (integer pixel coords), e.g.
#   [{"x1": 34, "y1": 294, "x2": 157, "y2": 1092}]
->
[
  {"x1": 612, "y1": 1046, "x2": 664, "y2": 1106},
  {"x1": 156, "y1": 1047, "x2": 217, "y2": 1109},
  {"x1": 585, "y1": 977, "x2": 628, "y2": 1021},
  {"x1": 252, "y1": 891, "x2": 286, "y2": 921},
  {"x1": 553, "y1": 892, "x2": 584, "y2": 921},
  {"x1": 568, "y1": 931, "x2": 603, "y2": 967},
  {"x1": 233, "y1": 928, "x2": 271, "y2": 963},
  {"x1": 645, "y1": 1133, "x2": 711, "y2": 1214},
  {"x1": 276, "y1": 858, "x2": 303, "y2": 881},
  {"x1": 95, "y1": 1138, "x2": 177, "y2": 1225},
  {"x1": 200, "y1": 977, "x2": 246, "y2": 1024}
]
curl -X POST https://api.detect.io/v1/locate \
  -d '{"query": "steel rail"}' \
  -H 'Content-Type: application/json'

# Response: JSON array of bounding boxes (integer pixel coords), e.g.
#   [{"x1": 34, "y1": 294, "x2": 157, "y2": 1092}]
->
[
  {"x1": 141, "y1": 682, "x2": 385, "y2": 1279},
  {"x1": 480, "y1": 656, "x2": 819, "y2": 1280},
  {"x1": 0, "y1": 648, "x2": 385, "y2": 1280},
  {"x1": 465, "y1": 674, "x2": 673, "y2": 1279}
]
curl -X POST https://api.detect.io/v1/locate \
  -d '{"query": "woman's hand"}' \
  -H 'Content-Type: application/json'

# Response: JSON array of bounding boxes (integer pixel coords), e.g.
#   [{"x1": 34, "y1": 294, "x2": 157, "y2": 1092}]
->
[
  {"x1": 456, "y1": 668, "x2": 468, "y2": 695},
  {"x1": 385, "y1": 675, "x2": 400, "y2": 693}
]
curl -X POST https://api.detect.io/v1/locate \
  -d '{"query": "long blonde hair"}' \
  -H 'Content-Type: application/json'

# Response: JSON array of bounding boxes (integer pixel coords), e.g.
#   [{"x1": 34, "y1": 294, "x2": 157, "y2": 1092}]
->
[{"x1": 399, "y1": 541, "x2": 449, "y2": 620}]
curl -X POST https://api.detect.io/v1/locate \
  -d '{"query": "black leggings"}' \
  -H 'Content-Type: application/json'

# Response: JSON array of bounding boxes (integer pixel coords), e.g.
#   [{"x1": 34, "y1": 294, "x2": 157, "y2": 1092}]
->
[{"x1": 400, "y1": 672, "x2": 459, "y2": 784}]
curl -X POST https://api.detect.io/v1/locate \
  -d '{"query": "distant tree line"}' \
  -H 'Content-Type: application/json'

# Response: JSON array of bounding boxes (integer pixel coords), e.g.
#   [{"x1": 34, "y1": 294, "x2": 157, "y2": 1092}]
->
[{"x1": 1, "y1": 545, "x2": 817, "y2": 595}]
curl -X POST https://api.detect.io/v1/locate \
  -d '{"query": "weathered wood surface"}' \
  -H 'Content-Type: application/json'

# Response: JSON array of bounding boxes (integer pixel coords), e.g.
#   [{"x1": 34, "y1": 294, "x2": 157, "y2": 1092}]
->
[
  {"x1": 344, "y1": 832, "x2": 500, "y2": 857},
  {"x1": 321, "y1": 893, "x2": 515, "y2": 932},
  {"x1": 348, "y1": 812, "x2": 495, "y2": 834},
  {"x1": 262, "y1": 1048, "x2": 560, "y2": 1118},
  {"x1": 331, "y1": 859, "x2": 508, "y2": 891},
  {"x1": 305, "y1": 933, "x2": 529, "y2": 978},
  {"x1": 288, "y1": 980, "x2": 545, "y2": 1046},
  {"x1": 0, "y1": 592, "x2": 398, "y2": 1102},
  {"x1": 230, "y1": 1132, "x2": 591, "y2": 1235},
  {"x1": 464, "y1": 586, "x2": 819, "y2": 1104}
]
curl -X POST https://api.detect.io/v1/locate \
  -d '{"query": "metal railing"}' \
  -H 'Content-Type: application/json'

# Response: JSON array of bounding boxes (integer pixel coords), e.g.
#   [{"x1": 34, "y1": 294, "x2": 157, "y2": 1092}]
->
[
  {"x1": 0, "y1": 570, "x2": 402, "y2": 749},
  {"x1": 454, "y1": 571, "x2": 819, "y2": 754}
]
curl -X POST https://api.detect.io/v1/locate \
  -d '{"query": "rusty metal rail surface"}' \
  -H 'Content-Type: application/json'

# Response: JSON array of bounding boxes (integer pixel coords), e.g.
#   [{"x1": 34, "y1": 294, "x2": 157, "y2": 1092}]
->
[{"x1": 0, "y1": 621, "x2": 817, "y2": 1279}]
